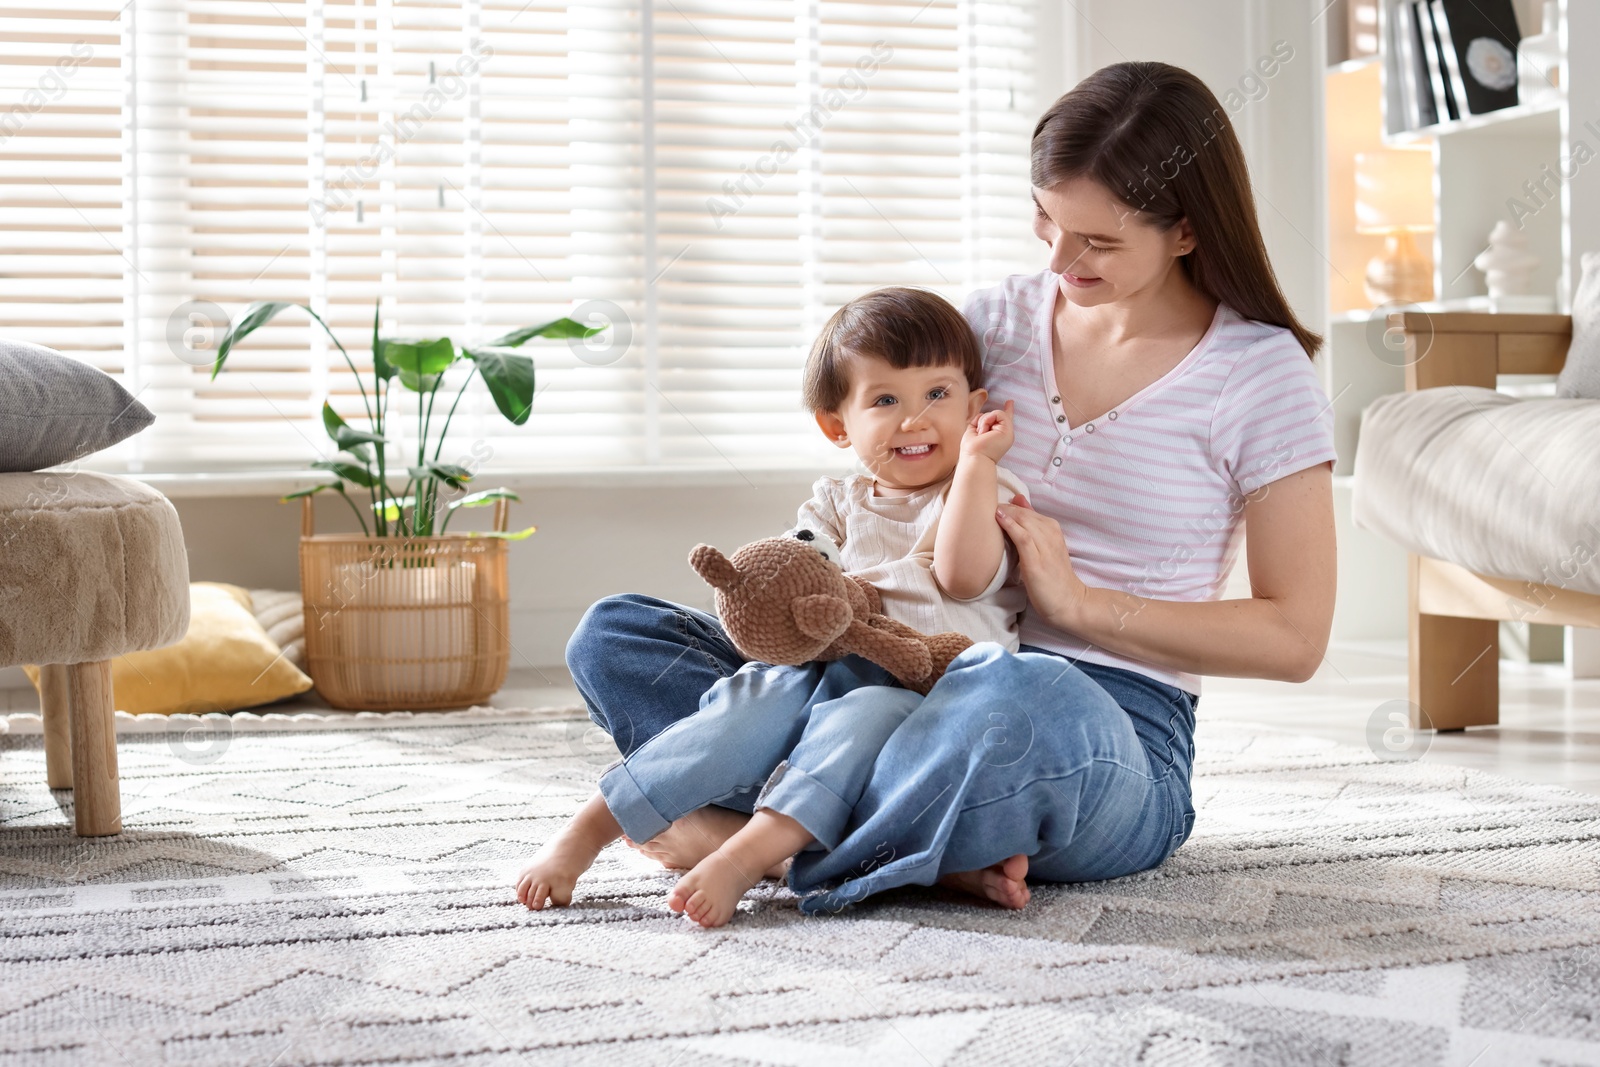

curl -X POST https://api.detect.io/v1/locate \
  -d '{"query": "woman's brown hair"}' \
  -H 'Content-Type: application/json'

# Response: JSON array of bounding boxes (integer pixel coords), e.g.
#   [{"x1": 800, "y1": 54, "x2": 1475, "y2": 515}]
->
[
  {"x1": 1032, "y1": 61, "x2": 1321, "y2": 358},
  {"x1": 802, "y1": 286, "x2": 984, "y2": 413}
]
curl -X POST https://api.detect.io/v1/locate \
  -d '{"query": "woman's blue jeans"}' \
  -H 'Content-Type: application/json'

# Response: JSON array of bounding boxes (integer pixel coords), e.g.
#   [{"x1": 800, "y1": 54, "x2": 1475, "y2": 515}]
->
[{"x1": 566, "y1": 593, "x2": 1199, "y2": 916}]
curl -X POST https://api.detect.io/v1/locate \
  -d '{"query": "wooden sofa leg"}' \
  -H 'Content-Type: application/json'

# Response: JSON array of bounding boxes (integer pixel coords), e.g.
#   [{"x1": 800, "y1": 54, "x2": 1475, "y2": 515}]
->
[
  {"x1": 1411, "y1": 614, "x2": 1499, "y2": 730},
  {"x1": 39, "y1": 664, "x2": 74, "y2": 789},
  {"x1": 67, "y1": 660, "x2": 121, "y2": 836},
  {"x1": 1410, "y1": 556, "x2": 1499, "y2": 731}
]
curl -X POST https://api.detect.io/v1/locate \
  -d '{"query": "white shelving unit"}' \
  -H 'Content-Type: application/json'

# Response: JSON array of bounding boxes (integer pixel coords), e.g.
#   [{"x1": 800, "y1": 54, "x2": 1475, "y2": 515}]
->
[{"x1": 1311, "y1": 0, "x2": 1596, "y2": 651}]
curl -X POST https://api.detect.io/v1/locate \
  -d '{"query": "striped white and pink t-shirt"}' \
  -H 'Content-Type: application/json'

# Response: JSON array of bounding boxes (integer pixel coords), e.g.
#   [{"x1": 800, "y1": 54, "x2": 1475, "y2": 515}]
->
[{"x1": 962, "y1": 269, "x2": 1338, "y2": 696}]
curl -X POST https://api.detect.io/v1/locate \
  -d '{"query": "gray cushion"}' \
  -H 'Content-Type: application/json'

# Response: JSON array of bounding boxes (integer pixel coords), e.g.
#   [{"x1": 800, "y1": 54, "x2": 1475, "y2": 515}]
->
[
  {"x1": 1557, "y1": 251, "x2": 1600, "y2": 400},
  {"x1": 0, "y1": 340, "x2": 154, "y2": 472}
]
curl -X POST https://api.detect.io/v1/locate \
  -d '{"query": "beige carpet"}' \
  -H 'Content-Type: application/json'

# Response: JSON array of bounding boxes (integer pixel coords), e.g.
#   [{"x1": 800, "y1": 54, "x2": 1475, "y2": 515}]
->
[{"x1": 1, "y1": 707, "x2": 1599, "y2": 1065}]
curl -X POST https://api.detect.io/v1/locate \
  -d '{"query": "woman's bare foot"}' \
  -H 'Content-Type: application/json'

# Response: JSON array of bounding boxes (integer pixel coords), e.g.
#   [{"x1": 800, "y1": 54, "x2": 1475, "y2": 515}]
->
[
  {"x1": 937, "y1": 854, "x2": 1031, "y2": 909},
  {"x1": 667, "y1": 849, "x2": 764, "y2": 928},
  {"x1": 626, "y1": 807, "x2": 788, "y2": 879}
]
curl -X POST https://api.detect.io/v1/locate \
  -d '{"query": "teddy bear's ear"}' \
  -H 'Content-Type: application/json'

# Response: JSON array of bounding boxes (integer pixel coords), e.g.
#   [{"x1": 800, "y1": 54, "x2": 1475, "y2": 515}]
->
[
  {"x1": 792, "y1": 594, "x2": 852, "y2": 645},
  {"x1": 689, "y1": 544, "x2": 741, "y2": 591}
]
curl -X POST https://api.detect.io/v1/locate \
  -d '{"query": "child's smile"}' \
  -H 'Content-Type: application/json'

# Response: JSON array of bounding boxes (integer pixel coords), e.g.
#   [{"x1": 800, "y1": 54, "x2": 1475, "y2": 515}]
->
[{"x1": 821, "y1": 358, "x2": 986, "y2": 495}]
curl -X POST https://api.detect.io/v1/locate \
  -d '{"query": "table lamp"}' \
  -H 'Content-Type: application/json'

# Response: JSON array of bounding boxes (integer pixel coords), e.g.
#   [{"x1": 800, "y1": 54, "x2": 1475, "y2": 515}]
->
[{"x1": 1354, "y1": 148, "x2": 1434, "y2": 305}]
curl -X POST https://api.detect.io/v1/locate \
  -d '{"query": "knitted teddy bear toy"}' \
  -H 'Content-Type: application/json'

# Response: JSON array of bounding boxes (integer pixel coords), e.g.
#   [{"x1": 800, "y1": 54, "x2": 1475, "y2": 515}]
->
[{"x1": 689, "y1": 530, "x2": 973, "y2": 696}]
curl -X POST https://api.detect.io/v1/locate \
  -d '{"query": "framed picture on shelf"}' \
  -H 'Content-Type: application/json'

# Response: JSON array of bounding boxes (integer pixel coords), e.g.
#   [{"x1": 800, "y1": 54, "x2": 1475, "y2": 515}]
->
[
  {"x1": 1383, "y1": 0, "x2": 1522, "y2": 132},
  {"x1": 1436, "y1": 0, "x2": 1520, "y2": 116}
]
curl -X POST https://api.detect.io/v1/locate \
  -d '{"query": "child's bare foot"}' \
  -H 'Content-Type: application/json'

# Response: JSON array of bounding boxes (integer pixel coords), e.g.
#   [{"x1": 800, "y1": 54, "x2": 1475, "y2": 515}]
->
[
  {"x1": 513, "y1": 792, "x2": 623, "y2": 910},
  {"x1": 514, "y1": 834, "x2": 595, "y2": 910},
  {"x1": 626, "y1": 808, "x2": 788, "y2": 879},
  {"x1": 937, "y1": 854, "x2": 1031, "y2": 909},
  {"x1": 667, "y1": 848, "x2": 765, "y2": 928},
  {"x1": 665, "y1": 809, "x2": 813, "y2": 928}
]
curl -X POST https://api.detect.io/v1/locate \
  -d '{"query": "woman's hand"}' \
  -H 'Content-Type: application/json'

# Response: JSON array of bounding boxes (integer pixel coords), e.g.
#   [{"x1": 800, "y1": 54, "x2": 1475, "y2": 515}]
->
[
  {"x1": 996, "y1": 493, "x2": 1090, "y2": 632},
  {"x1": 961, "y1": 400, "x2": 1015, "y2": 464}
]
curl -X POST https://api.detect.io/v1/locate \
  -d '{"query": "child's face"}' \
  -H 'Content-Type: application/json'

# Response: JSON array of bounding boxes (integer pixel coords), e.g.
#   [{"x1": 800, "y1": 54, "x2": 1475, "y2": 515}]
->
[{"x1": 816, "y1": 355, "x2": 986, "y2": 493}]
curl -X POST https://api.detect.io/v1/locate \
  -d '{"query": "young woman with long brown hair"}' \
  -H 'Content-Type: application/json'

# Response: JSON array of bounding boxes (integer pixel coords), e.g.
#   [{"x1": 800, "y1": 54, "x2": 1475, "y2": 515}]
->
[{"x1": 561, "y1": 60, "x2": 1336, "y2": 913}]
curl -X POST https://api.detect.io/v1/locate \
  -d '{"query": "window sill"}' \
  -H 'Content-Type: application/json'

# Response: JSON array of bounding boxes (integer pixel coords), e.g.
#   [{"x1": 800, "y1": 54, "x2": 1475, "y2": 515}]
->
[{"x1": 123, "y1": 463, "x2": 855, "y2": 500}]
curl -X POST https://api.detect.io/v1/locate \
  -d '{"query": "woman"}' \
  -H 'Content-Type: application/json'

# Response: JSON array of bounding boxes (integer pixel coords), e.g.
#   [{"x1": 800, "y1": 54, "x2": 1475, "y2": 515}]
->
[{"x1": 564, "y1": 61, "x2": 1336, "y2": 912}]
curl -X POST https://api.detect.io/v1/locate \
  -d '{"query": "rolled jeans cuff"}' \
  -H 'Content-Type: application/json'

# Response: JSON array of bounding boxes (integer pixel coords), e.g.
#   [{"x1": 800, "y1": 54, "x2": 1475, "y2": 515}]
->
[
  {"x1": 755, "y1": 761, "x2": 854, "y2": 851},
  {"x1": 597, "y1": 760, "x2": 672, "y2": 844}
]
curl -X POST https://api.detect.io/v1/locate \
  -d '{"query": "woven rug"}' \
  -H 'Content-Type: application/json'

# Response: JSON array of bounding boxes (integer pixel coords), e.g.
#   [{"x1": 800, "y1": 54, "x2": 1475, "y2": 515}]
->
[{"x1": 2, "y1": 708, "x2": 1599, "y2": 1066}]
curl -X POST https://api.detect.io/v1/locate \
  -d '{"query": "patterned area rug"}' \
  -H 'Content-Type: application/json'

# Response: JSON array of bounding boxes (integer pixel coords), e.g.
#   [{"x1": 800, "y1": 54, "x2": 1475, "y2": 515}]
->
[{"x1": 2, "y1": 708, "x2": 1599, "y2": 1066}]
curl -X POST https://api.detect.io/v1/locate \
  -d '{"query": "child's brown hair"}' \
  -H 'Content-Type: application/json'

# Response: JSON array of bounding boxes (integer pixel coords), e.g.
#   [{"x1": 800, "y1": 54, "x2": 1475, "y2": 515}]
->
[{"x1": 801, "y1": 287, "x2": 984, "y2": 414}]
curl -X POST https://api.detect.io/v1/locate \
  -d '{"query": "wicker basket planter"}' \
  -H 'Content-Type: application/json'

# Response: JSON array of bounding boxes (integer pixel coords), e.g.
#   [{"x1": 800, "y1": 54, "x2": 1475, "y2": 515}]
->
[{"x1": 298, "y1": 498, "x2": 511, "y2": 710}]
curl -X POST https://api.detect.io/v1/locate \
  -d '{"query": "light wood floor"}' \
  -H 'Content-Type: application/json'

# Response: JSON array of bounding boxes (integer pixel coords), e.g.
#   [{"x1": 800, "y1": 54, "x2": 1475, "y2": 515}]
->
[
  {"x1": 6, "y1": 639, "x2": 1597, "y2": 796},
  {"x1": 1197, "y1": 639, "x2": 1600, "y2": 796}
]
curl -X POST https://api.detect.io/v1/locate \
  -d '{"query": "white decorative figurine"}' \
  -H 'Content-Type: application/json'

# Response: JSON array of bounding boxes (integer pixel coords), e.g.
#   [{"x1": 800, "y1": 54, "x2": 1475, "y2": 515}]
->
[{"x1": 1472, "y1": 220, "x2": 1553, "y2": 312}]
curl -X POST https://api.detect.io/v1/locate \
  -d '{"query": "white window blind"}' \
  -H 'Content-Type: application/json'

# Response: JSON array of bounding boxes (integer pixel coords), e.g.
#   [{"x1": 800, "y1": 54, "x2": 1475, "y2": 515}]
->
[{"x1": 1, "y1": 0, "x2": 1038, "y2": 473}]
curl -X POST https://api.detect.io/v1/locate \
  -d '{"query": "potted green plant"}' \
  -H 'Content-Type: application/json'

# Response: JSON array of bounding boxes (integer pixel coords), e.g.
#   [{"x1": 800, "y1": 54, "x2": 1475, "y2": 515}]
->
[{"x1": 213, "y1": 300, "x2": 601, "y2": 709}]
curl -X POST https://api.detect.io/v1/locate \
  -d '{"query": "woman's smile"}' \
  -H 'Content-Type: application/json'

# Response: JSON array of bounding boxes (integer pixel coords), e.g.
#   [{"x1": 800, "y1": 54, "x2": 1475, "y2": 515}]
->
[{"x1": 1060, "y1": 270, "x2": 1103, "y2": 289}]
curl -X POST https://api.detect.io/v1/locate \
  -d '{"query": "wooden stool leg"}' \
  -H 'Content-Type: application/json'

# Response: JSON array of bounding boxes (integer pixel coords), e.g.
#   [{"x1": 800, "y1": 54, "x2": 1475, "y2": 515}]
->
[
  {"x1": 39, "y1": 664, "x2": 73, "y2": 789},
  {"x1": 67, "y1": 660, "x2": 121, "y2": 836},
  {"x1": 1410, "y1": 554, "x2": 1499, "y2": 731}
]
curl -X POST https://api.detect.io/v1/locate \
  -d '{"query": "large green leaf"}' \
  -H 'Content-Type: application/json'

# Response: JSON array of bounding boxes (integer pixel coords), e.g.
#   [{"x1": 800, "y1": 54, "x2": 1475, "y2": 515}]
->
[
  {"x1": 486, "y1": 317, "x2": 600, "y2": 348},
  {"x1": 462, "y1": 348, "x2": 535, "y2": 425},
  {"x1": 321, "y1": 402, "x2": 388, "y2": 452},
  {"x1": 396, "y1": 369, "x2": 443, "y2": 393},
  {"x1": 408, "y1": 462, "x2": 473, "y2": 490},
  {"x1": 467, "y1": 525, "x2": 538, "y2": 542},
  {"x1": 310, "y1": 457, "x2": 377, "y2": 488},
  {"x1": 213, "y1": 301, "x2": 299, "y2": 378},
  {"x1": 382, "y1": 337, "x2": 456, "y2": 382},
  {"x1": 370, "y1": 300, "x2": 394, "y2": 381},
  {"x1": 371, "y1": 495, "x2": 416, "y2": 522},
  {"x1": 439, "y1": 486, "x2": 519, "y2": 534},
  {"x1": 280, "y1": 483, "x2": 334, "y2": 503},
  {"x1": 445, "y1": 487, "x2": 521, "y2": 513}
]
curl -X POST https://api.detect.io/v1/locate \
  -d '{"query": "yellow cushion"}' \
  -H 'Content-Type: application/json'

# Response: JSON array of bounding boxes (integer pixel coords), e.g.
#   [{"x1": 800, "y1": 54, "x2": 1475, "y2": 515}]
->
[{"x1": 25, "y1": 582, "x2": 312, "y2": 715}]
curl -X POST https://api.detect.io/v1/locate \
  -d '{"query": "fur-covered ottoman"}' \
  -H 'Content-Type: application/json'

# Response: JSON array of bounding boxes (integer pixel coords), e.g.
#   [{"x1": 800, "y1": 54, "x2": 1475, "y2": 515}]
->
[{"x1": 0, "y1": 470, "x2": 189, "y2": 835}]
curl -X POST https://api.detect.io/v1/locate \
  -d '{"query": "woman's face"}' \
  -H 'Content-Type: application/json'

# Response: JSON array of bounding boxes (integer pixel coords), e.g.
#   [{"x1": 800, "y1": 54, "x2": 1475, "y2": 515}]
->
[{"x1": 1031, "y1": 176, "x2": 1194, "y2": 308}]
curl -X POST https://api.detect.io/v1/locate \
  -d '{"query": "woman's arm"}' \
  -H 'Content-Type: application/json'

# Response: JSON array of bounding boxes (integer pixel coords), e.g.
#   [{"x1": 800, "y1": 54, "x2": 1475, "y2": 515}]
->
[
  {"x1": 933, "y1": 402, "x2": 1014, "y2": 599},
  {"x1": 998, "y1": 461, "x2": 1336, "y2": 683}
]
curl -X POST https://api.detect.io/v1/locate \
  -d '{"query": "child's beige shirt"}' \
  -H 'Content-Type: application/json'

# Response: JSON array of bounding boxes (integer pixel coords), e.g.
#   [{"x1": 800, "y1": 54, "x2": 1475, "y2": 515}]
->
[{"x1": 792, "y1": 466, "x2": 1030, "y2": 651}]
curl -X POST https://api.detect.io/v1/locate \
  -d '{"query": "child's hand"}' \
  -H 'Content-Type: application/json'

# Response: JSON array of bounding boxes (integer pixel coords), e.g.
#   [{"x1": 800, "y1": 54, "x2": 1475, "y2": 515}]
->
[{"x1": 961, "y1": 400, "x2": 1014, "y2": 464}]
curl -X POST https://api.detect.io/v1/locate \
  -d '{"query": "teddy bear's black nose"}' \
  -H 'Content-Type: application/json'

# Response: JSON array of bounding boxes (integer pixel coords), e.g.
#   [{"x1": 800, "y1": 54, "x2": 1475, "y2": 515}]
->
[{"x1": 792, "y1": 529, "x2": 815, "y2": 542}]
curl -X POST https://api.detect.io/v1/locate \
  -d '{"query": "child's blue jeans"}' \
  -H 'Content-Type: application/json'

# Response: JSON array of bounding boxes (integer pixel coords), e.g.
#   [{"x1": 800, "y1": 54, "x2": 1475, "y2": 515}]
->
[
  {"x1": 597, "y1": 654, "x2": 916, "y2": 851},
  {"x1": 569, "y1": 593, "x2": 1199, "y2": 916}
]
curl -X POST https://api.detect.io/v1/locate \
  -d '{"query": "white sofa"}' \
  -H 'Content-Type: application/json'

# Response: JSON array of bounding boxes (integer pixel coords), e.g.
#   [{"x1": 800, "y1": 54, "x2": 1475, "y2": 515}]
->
[{"x1": 1351, "y1": 312, "x2": 1597, "y2": 731}]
